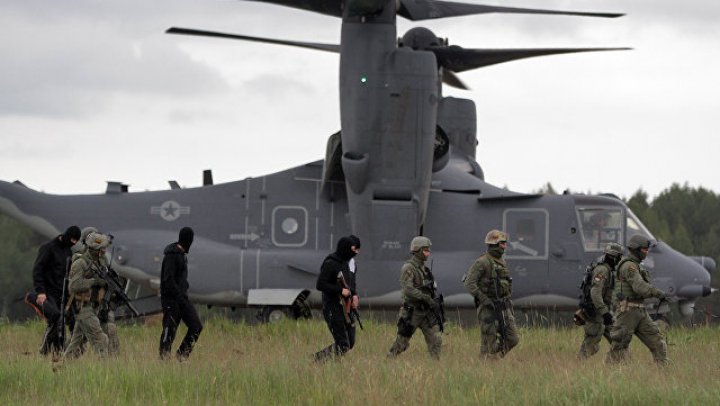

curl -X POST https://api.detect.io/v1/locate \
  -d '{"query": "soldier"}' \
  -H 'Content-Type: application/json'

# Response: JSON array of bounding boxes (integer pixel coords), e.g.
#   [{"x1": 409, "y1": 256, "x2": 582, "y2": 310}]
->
[
  {"x1": 463, "y1": 229, "x2": 519, "y2": 359},
  {"x1": 313, "y1": 235, "x2": 361, "y2": 361},
  {"x1": 606, "y1": 234, "x2": 668, "y2": 365},
  {"x1": 387, "y1": 236, "x2": 443, "y2": 360},
  {"x1": 577, "y1": 242, "x2": 623, "y2": 359},
  {"x1": 27, "y1": 225, "x2": 81, "y2": 357},
  {"x1": 69, "y1": 227, "x2": 120, "y2": 356},
  {"x1": 63, "y1": 232, "x2": 111, "y2": 359},
  {"x1": 159, "y1": 226, "x2": 203, "y2": 361}
]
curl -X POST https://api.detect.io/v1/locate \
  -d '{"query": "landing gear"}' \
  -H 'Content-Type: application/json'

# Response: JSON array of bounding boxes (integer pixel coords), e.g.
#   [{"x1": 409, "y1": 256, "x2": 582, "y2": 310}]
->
[{"x1": 258, "y1": 306, "x2": 288, "y2": 323}]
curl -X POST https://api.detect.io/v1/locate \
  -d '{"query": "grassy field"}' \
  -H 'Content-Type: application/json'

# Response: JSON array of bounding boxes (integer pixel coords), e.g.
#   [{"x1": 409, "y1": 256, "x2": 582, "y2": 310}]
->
[{"x1": 1, "y1": 316, "x2": 718, "y2": 405}]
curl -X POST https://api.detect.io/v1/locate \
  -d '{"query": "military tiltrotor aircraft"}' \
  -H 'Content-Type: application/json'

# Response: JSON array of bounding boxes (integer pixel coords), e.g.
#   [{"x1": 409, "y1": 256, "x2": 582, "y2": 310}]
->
[{"x1": 0, "y1": 0, "x2": 715, "y2": 322}]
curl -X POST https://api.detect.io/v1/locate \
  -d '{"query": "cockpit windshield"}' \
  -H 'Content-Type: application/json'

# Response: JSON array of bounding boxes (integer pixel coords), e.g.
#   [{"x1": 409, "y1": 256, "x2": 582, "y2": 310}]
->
[
  {"x1": 626, "y1": 208, "x2": 655, "y2": 241},
  {"x1": 576, "y1": 206, "x2": 656, "y2": 252},
  {"x1": 576, "y1": 207, "x2": 624, "y2": 251}
]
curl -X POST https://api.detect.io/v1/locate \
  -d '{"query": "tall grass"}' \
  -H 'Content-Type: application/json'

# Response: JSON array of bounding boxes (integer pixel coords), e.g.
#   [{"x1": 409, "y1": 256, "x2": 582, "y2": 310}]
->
[{"x1": 1, "y1": 317, "x2": 718, "y2": 405}]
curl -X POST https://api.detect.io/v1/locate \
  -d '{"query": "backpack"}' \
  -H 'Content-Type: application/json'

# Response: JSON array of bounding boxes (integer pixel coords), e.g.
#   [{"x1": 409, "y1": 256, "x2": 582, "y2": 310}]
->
[{"x1": 578, "y1": 260, "x2": 615, "y2": 318}]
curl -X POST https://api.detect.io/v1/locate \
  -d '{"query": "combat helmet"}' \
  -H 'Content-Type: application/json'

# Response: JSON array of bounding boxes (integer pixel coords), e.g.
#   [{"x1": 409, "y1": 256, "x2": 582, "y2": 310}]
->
[
  {"x1": 604, "y1": 242, "x2": 623, "y2": 257},
  {"x1": 627, "y1": 234, "x2": 651, "y2": 250},
  {"x1": 86, "y1": 232, "x2": 110, "y2": 251},
  {"x1": 485, "y1": 229, "x2": 508, "y2": 245},
  {"x1": 80, "y1": 226, "x2": 98, "y2": 245},
  {"x1": 410, "y1": 236, "x2": 432, "y2": 252}
]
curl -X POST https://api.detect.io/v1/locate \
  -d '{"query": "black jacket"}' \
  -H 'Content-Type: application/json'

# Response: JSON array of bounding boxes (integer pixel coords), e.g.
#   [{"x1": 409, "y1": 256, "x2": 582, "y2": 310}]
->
[
  {"x1": 160, "y1": 242, "x2": 190, "y2": 303},
  {"x1": 32, "y1": 236, "x2": 72, "y2": 299},
  {"x1": 316, "y1": 253, "x2": 350, "y2": 304}
]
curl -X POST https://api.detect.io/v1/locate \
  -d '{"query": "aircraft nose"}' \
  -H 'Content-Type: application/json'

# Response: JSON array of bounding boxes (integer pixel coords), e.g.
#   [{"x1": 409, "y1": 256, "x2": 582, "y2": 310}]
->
[{"x1": 651, "y1": 242, "x2": 712, "y2": 300}]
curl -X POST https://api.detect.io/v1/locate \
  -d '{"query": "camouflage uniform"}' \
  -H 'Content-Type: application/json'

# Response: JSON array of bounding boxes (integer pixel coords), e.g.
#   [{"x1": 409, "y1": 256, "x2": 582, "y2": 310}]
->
[
  {"x1": 606, "y1": 239, "x2": 667, "y2": 365},
  {"x1": 577, "y1": 242, "x2": 623, "y2": 358},
  {"x1": 464, "y1": 230, "x2": 519, "y2": 358},
  {"x1": 578, "y1": 262, "x2": 614, "y2": 358},
  {"x1": 63, "y1": 233, "x2": 110, "y2": 359},
  {"x1": 387, "y1": 237, "x2": 443, "y2": 360},
  {"x1": 68, "y1": 227, "x2": 120, "y2": 356}
]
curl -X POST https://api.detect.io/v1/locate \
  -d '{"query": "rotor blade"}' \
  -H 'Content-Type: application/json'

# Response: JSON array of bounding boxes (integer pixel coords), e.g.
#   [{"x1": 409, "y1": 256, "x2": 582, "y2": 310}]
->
[
  {"x1": 398, "y1": 0, "x2": 624, "y2": 21},
  {"x1": 166, "y1": 27, "x2": 340, "y2": 53},
  {"x1": 243, "y1": 0, "x2": 343, "y2": 18},
  {"x1": 442, "y1": 70, "x2": 470, "y2": 90},
  {"x1": 431, "y1": 46, "x2": 631, "y2": 73}
]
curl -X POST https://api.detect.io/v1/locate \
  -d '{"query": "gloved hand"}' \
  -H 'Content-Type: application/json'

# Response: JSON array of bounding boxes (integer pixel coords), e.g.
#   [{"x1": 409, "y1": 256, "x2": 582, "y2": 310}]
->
[
  {"x1": 655, "y1": 290, "x2": 666, "y2": 300},
  {"x1": 429, "y1": 300, "x2": 440, "y2": 312},
  {"x1": 602, "y1": 312, "x2": 614, "y2": 326}
]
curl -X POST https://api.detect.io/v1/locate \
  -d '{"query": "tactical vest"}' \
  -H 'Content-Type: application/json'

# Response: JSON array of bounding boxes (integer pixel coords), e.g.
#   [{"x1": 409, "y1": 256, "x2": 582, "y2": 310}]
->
[
  {"x1": 614, "y1": 257, "x2": 651, "y2": 301},
  {"x1": 476, "y1": 254, "x2": 512, "y2": 300},
  {"x1": 402, "y1": 257, "x2": 436, "y2": 305},
  {"x1": 71, "y1": 254, "x2": 105, "y2": 302}
]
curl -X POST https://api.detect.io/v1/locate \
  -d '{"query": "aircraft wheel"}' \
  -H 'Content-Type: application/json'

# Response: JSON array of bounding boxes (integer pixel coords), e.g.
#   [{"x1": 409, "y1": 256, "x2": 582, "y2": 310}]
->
[{"x1": 258, "y1": 306, "x2": 288, "y2": 323}]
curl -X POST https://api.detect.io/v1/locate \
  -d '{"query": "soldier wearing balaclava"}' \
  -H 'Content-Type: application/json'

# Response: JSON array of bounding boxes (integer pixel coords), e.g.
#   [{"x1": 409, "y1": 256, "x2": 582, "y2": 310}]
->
[
  {"x1": 27, "y1": 225, "x2": 81, "y2": 357},
  {"x1": 159, "y1": 226, "x2": 203, "y2": 362},
  {"x1": 313, "y1": 235, "x2": 361, "y2": 362}
]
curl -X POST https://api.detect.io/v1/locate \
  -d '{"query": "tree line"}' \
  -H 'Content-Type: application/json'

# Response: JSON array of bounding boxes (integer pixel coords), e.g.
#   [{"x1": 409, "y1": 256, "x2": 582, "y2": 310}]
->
[{"x1": 1, "y1": 182, "x2": 718, "y2": 322}]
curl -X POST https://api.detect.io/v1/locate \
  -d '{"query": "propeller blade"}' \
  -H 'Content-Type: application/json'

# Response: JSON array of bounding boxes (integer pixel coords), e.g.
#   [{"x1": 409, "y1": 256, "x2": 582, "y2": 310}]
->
[
  {"x1": 243, "y1": 0, "x2": 343, "y2": 18},
  {"x1": 166, "y1": 27, "x2": 340, "y2": 53},
  {"x1": 398, "y1": 0, "x2": 624, "y2": 21},
  {"x1": 431, "y1": 46, "x2": 631, "y2": 73},
  {"x1": 442, "y1": 70, "x2": 470, "y2": 90}
]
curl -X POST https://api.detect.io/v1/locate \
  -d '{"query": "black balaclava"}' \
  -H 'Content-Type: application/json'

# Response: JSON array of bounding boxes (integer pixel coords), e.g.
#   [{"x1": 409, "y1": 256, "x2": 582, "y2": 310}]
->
[
  {"x1": 62, "y1": 225, "x2": 81, "y2": 247},
  {"x1": 488, "y1": 244, "x2": 505, "y2": 259},
  {"x1": 335, "y1": 236, "x2": 355, "y2": 261},
  {"x1": 178, "y1": 227, "x2": 194, "y2": 253},
  {"x1": 349, "y1": 235, "x2": 361, "y2": 250},
  {"x1": 604, "y1": 254, "x2": 620, "y2": 267},
  {"x1": 632, "y1": 248, "x2": 647, "y2": 261}
]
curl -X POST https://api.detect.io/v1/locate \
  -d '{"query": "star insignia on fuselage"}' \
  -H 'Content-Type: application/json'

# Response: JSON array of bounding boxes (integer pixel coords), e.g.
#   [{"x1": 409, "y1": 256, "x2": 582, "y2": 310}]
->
[{"x1": 150, "y1": 200, "x2": 190, "y2": 222}]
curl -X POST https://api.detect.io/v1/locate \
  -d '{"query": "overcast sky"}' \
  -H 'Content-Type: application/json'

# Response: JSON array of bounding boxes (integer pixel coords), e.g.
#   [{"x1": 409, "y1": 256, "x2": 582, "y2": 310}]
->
[{"x1": 1, "y1": 0, "x2": 718, "y2": 200}]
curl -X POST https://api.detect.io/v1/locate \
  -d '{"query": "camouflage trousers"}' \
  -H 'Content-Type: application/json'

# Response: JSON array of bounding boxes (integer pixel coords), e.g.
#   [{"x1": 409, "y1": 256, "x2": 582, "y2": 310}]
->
[
  {"x1": 62, "y1": 311, "x2": 119, "y2": 358},
  {"x1": 606, "y1": 307, "x2": 667, "y2": 365},
  {"x1": 578, "y1": 315, "x2": 611, "y2": 359},
  {"x1": 387, "y1": 306, "x2": 442, "y2": 360},
  {"x1": 477, "y1": 303, "x2": 519, "y2": 358},
  {"x1": 64, "y1": 305, "x2": 108, "y2": 359}
]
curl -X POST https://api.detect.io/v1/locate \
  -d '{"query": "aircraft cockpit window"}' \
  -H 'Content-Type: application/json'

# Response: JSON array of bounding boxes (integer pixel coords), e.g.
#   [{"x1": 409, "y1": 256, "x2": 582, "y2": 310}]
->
[
  {"x1": 503, "y1": 209, "x2": 548, "y2": 260},
  {"x1": 627, "y1": 209, "x2": 655, "y2": 241},
  {"x1": 577, "y1": 208, "x2": 623, "y2": 251}
]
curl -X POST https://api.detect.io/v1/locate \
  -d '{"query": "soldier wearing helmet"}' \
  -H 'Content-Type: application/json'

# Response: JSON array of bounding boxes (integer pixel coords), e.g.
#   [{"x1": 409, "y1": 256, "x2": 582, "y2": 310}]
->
[
  {"x1": 577, "y1": 242, "x2": 623, "y2": 359},
  {"x1": 63, "y1": 232, "x2": 111, "y2": 359},
  {"x1": 387, "y1": 236, "x2": 443, "y2": 360},
  {"x1": 67, "y1": 226, "x2": 121, "y2": 358},
  {"x1": 606, "y1": 234, "x2": 668, "y2": 365},
  {"x1": 463, "y1": 229, "x2": 519, "y2": 358}
]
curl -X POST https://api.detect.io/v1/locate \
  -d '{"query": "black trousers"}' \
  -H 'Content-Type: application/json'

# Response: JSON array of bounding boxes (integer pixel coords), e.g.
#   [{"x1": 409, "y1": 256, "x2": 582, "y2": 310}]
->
[
  {"x1": 319, "y1": 301, "x2": 355, "y2": 356},
  {"x1": 159, "y1": 298, "x2": 203, "y2": 359},
  {"x1": 26, "y1": 293, "x2": 64, "y2": 355}
]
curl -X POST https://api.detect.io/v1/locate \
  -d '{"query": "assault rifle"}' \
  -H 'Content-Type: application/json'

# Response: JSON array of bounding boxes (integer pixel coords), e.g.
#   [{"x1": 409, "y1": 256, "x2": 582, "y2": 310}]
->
[
  {"x1": 90, "y1": 247, "x2": 139, "y2": 317},
  {"x1": 58, "y1": 256, "x2": 71, "y2": 350},
  {"x1": 337, "y1": 272, "x2": 358, "y2": 327},
  {"x1": 92, "y1": 264, "x2": 139, "y2": 317},
  {"x1": 492, "y1": 276, "x2": 509, "y2": 355},
  {"x1": 426, "y1": 260, "x2": 445, "y2": 332}
]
